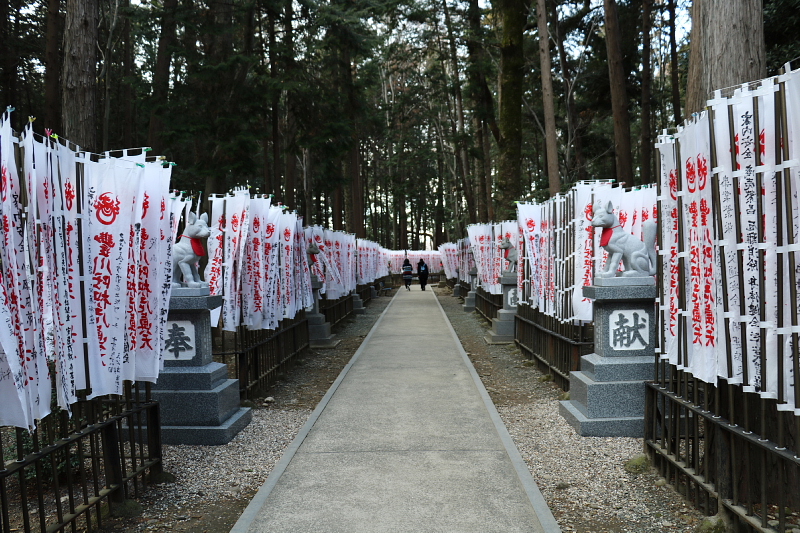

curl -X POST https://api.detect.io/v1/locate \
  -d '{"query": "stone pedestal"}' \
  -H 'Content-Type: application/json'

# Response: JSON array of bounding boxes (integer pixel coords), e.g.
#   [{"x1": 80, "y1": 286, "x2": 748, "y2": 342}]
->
[
  {"x1": 351, "y1": 290, "x2": 366, "y2": 315},
  {"x1": 484, "y1": 273, "x2": 519, "y2": 344},
  {"x1": 308, "y1": 277, "x2": 340, "y2": 348},
  {"x1": 559, "y1": 279, "x2": 657, "y2": 437},
  {"x1": 453, "y1": 281, "x2": 461, "y2": 297},
  {"x1": 149, "y1": 288, "x2": 252, "y2": 445},
  {"x1": 463, "y1": 268, "x2": 478, "y2": 312}
]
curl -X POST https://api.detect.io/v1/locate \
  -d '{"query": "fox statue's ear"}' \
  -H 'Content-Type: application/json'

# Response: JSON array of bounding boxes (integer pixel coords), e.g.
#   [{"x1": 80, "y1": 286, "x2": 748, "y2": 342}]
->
[
  {"x1": 200, "y1": 212, "x2": 209, "y2": 224},
  {"x1": 606, "y1": 201, "x2": 614, "y2": 213}
]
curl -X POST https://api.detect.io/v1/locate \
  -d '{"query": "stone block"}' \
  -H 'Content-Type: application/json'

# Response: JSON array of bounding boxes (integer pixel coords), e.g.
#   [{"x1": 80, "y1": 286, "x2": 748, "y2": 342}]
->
[
  {"x1": 489, "y1": 316, "x2": 515, "y2": 337},
  {"x1": 160, "y1": 407, "x2": 253, "y2": 446},
  {"x1": 579, "y1": 353, "x2": 655, "y2": 382},
  {"x1": 593, "y1": 276, "x2": 656, "y2": 287},
  {"x1": 152, "y1": 362, "x2": 229, "y2": 391},
  {"x1": 307, "y1": 312, "x2": 327, "y2": 326},
  {"x1": 309, "y1": 322, "x2": 332, "y2": 339},
  {"x1": 592, "y1": 301, "x2": 657, "y2": 358},
  {"x1": 559, "y1": 400, "x2": 644, "y2": 437},
  {"x1": 568, "y1": 371, "x2": 646, "y2": 419},
  {"x1": 583, "y1": 284, "x2": 658, "y2": 301},
  {"x1": 484, "y1": 333, "x2": 515, "y2": 344},
  {"x1": 150, "y1": 378, "x2": 241, "y2": 427},
  {"x1": 463, "y1": 291, "x2": 476, "y2": 312}
]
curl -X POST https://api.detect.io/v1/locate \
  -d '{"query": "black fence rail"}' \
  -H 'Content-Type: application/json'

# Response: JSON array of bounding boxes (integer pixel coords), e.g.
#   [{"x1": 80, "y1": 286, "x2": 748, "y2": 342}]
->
[
  {"x1": 212, "y1": 312, "x2": 310, "y2": 399},
  {"x1": 1, "y1": 384, "x2": 162, "y2": 533},
  {"x1": 475, "y1": 287, "x2": 502, "y2": 322},
  {"x1": 456, "y1": 280, "x2": 471, "y2": 296},
  {"x1": 645, "y1": 365, "x2": 800, "y2": 533},
  {"x1": 514, "y1": 304, "x2": 594, "y2": 390},
  {"x1": 356, "y1": 284, "x2": 373, "y2": 305},
  {"x1": 319, "y1": 294, "x2": 354, "y2": 327}
]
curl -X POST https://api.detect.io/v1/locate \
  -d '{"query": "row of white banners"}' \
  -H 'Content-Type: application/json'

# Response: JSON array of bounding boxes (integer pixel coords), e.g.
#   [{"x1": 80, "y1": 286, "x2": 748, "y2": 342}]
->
[
  {"x1": 436, "y1": 64, "x2": 800, "y2": 414},
  {"x1": 656, "y1": 65, "x2": 800, "y2": 413},
  {"x1": 439, "y1": 182, "x2": 656, "y2": 323},
  {"x1": 0, "y1": 116, "x2": 185, "y2": 429},
  {"x1": 0, "y1": 114, "x2": 445, "y2": 429}
]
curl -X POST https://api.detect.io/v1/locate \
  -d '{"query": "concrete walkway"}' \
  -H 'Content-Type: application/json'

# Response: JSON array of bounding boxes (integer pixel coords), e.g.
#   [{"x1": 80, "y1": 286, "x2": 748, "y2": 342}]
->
[{"x1": 231, "y1": 288, "x2": 560, "y2": 533}]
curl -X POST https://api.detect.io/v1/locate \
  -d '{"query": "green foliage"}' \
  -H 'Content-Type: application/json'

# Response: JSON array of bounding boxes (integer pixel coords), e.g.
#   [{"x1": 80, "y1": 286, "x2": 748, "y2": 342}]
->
[{"x1": 6, "y1": 0, "x2": 776, "y2": 241}]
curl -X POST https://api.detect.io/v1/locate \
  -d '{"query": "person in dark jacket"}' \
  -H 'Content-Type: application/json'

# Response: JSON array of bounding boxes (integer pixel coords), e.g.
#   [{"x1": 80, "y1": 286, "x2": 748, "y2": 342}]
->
[
  {"x1": 417, "y1": 259, "x2": 429, "y2": 291},
  {"x1": 402, "y1": 258, "x2": 413, "y2": 291}
]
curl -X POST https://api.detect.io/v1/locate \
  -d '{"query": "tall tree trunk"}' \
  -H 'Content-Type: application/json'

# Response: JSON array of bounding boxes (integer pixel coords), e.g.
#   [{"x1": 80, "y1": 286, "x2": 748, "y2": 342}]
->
[
  {"x1": 121, "y1": 0, "x2": 133, "y2": 147},
  {"x1": 147, "y1": 0, "x2": 178, "y2": 153},
  {"x1": 1, "y1": 0, "x2": 19, "y2": 130},
  {"x1": 268, "y1": 6, "x2": 280, "y2": 198},
  {"x1": 603, "y1": 0, "x2": 633, "y2": 186},
  {"x1": 686, "y1": 0, "x2": 765, "y2": 115},
  {"x1": 332, "y1": 186, "x2": 343, "y2": 230},
  {"x1": 536, "y1": 0, "x2": 559, "y2": 196},
  {"x1": 282, "y1": 0, "x2": 296, "y2": 207},
  {"x1": 62, "y1": 0, "x2": 99, "y2": 151},
  {"x1": 44, "y1": 0, "x2": 62, "y2": 133},
  {"x1": 482, "y1": 121, "x2": 494, "y2": 220},
  {"x1": 640, "y1": 0, "x2": 653, "y2": 185},
  {"x1": 668, "y1": 0, "x2": 682, "y2": 125},
  {"x1": 466, "y1": 0, "x2": 500, "y2": 221},
  {"x1": 442, "y1": 0, "x2": 473, "y2": 222},
  {"x1": 303, "y1": 148, "x2": 312, "y2": 223},
  {"x1": 342, "y1": 47, "x2": 364, "y2": 237},
  {"x1": 99, "y1": 1, "x2": 121, "y2": 151},
  {"x1": 472, "y1": 116, "x2": 487, "y2": 221},
  {"x1": 495, "y1": 0, "x2": 529, "y2": 219}
]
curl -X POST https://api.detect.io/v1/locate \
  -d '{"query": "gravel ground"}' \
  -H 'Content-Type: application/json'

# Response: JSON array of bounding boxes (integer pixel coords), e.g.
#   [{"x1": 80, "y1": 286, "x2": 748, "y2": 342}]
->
[{"x1": 99, "y1": 286, "x2": 705, "y2": 533}]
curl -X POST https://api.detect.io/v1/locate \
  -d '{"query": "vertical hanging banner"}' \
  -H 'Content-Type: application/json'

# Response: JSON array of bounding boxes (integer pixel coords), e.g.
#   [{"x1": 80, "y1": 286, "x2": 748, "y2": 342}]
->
[
  {"x1": 756, "y1": 79, "x2": 780, "y2": 399},
  {"x1": 733, "y1": 89, "x2": 762, "y2": 392},
  {"x1": 83, "y1": 158, "x2": 139, "y2": 398},
  {"x1": 205, "y1": 195, "x2": 226, "y2": 327},
  {"x1": 0, "y1": 116, "x2": 37, "y2": 428},
  {"x1": 221, "y1": 190, "x2": 249, "y2": 332},
  {"x1": 709, "y1": 92, "x2": 743, "y2": 383},
  {"x1": 657, "y1": 134, "x2": 682, "y2": 367},
  {"x1": 517, "y1": 203, "x2": 541, "y2": 309},
  {"x1": 572, "y1": 183, "x2": 594, "y2": 322},
  {"x1": 279, "y1": 212, "x2": 297, "y2": 318},
  {"x1": 132, "y1": 163, "x2": 171, "y2": 382},
  {"x1": 22, "y1": 129, "x2": 59, "y2": 416},
  {"x1": 263, "y1": 206, "x2": 282, "y2": 329},
  {"x1": 241, "y1": 196, "x2": 270, "y2": 330}
]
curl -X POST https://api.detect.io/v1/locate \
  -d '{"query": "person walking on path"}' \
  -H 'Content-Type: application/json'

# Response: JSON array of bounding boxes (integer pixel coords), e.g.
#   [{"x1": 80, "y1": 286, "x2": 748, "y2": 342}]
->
[
  {"x1": 417, "y1": 259, "x2": 429, "y2": 291},
  {"x1": 402, "y1": 258, "x2": 413, "y2": 291}
]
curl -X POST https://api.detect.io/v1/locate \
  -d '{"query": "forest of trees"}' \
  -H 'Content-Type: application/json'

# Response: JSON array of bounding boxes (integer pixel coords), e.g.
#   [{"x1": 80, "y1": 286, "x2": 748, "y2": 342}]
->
[{"x1": 0, "y1": 0, "x2": 796, "y2": 249}]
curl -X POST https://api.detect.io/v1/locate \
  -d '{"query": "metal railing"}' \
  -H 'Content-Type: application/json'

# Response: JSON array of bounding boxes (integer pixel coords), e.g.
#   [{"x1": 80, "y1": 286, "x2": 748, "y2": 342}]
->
[
  {"x1": 456, "y1": 280, "x2": 471, "y2": 296},
  {"x1": 645, "y1": 365, "x2": 800, "y2": 532},
  {"x1": 475, "y1": 287, "x2": 502, "y2": 322},
  {"x1": 514, "y1": 304, "x2": 594, "y2": 390},
  {"x1": 212, "y1": 313, "x2": 310, "y2": 399},
  {"x1": 319, "y1": 294, "x2": 354, "y2": 327},
  {"x1": 356, "y1": 284, "x2": 373, "y2": 305},
  {"x1": 1, "y1": 384, "x2": 162, "y2": 533}
]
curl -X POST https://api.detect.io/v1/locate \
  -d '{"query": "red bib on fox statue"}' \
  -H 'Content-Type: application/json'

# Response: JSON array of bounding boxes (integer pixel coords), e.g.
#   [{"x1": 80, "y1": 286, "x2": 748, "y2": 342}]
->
[{"x1": 592, "y1": 201, "x2": 657, "y2": 279}]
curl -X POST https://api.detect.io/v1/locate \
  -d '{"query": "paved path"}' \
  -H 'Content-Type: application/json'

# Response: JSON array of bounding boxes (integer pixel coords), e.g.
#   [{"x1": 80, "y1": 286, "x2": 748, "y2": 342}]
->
[{"x1": 231, "y1": 288, "x2": 560, "y2": 533}]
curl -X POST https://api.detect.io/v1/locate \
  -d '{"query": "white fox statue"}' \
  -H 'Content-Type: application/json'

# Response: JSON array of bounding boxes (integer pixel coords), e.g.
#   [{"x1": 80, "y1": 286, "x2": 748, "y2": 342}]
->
[
  {"x1": 592, "y1": 200, "x2": 657, "y2": 278},
  {"x1": 172, "y1": 212, "x2": 211, "y2": 288},
  {"x1": 499, "y1": 236, "x2": 518, "y2": 273}
]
